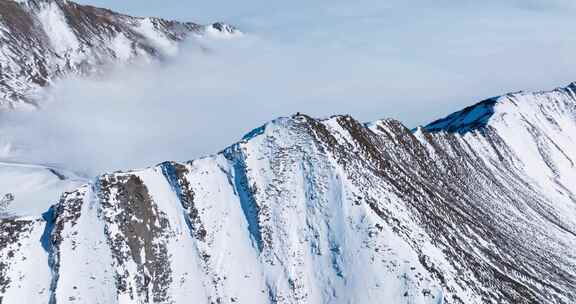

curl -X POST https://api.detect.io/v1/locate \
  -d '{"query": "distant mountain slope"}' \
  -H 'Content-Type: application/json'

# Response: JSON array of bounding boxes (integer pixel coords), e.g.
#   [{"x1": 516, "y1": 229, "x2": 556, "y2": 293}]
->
[
  {"x1": 1, "y1": 83, "x2": 575, "y2": 304},
  {"x1": 0, "y1": 0, "x2": 240, "y2": 109}
]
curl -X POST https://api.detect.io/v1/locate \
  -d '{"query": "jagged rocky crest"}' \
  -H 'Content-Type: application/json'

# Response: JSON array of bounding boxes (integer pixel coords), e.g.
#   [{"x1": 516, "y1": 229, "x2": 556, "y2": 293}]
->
[
  {"x1": 1, "y1": 82, "x2": 576, "y2": 303},
  {"x1": 0, "y1": 0, "x2": 240, "y2": 109}
]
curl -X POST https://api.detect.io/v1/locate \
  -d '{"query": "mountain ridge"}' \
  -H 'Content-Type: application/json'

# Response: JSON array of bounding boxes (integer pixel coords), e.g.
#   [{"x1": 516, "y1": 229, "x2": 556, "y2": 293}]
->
[
  {"x1": 424, "y1": 82, "x2": 576, "y2": 134},
  {"x1": 2, "y1": 82, "x2": 576, "y2": 303},
  {"x1": 0, "y1": 0, "x2": 240, "y2": 109},
  {"x1": 0, "y1": 1, "x2": 575, "y2": 302}
]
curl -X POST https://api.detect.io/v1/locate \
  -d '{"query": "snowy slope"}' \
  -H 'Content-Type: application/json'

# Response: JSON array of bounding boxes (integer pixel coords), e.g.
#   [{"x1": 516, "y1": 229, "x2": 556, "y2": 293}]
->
[
  {"x1": 0, "y1": 0, "x2": 241, "y2": 109},
  {"x1": 2, "y1": 83, "x2": 576, "y2": 303},
  {"x1": 0, "y1": 161, "x2": 85, "y2": 217}
]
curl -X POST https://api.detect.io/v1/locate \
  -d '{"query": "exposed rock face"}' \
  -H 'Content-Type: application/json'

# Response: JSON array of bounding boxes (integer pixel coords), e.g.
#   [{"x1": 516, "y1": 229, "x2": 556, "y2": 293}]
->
[
  {"x1": 1, "y1": 84, "x2": 575, "y2": 303},
  {"x1": 0, "y1": 0, "x2": 240, "y2": 109}
]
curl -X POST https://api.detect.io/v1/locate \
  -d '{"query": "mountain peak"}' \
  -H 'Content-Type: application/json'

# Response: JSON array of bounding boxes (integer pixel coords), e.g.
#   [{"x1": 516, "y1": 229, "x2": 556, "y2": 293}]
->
[
  {"x1": 423, "y1": 82, "x2": 576, "y2": 134},
  {"x1": 203, "y1": 22, "x2": 243, "y2": 39},
  {"x1": 424, "y1": 96, "x2": 499, "y2": 133},
  {"x1": 566, "y1": 81, "x2": 576, "y2": 91}
]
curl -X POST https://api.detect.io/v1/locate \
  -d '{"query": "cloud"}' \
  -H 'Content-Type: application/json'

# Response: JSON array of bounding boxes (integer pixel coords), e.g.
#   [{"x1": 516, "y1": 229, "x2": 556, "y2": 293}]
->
[{"x1": 0, "y1": 36, "x2": 405, "y2": 175}]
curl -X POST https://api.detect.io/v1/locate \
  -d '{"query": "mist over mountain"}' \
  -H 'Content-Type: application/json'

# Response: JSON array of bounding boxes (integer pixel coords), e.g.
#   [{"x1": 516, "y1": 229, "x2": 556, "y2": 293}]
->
[{"x1": 0, "y1": 1, "x2": 575, "y2": 304}]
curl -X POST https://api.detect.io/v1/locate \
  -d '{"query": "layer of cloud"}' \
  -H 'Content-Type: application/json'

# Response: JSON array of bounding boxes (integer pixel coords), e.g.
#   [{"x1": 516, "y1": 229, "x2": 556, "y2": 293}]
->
[
  {"x1": 2, "y1": 1, "x2": 576, "y2": 176},
  {"x1": 3, "y1": 36, "x2": 444, "y2": 175}
]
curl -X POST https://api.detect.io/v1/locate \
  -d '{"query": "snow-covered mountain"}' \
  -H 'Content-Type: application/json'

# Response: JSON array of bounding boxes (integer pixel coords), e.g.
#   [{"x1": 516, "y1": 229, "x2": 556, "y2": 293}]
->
[
  {"x1": 1, "y1": 82, "x2": 575, "y2": 303},
  {"x1": 0, "y1": 0, "x2": 240, "y2": 109}
]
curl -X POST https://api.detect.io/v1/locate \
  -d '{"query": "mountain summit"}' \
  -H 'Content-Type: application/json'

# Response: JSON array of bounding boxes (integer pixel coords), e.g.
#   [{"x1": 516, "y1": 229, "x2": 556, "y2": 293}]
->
[
  {"x1": 0, "y1": 0, "x2": 240, "y2": 109},
  {"x1": 1, "y1": 83, "x2": 575, "y2": 303}
]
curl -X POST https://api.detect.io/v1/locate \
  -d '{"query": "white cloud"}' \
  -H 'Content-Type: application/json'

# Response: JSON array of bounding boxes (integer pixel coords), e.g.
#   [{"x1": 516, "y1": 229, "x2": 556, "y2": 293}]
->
[
  {"x1": 2, "y1": 1, "x2": 576, "y2": 176},
  {"x1": 0, "y1": 35, "x2": 450, "y2": 175}
]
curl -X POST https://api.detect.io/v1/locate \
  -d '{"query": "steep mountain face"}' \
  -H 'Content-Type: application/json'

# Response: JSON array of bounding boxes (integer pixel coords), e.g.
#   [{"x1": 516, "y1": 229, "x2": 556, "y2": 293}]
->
[
  {"x1": 1, "y1": 84, "x2": 575, "y2": 303},
  {"x1": 0, "y1": 0, "x2": 240, "y2": 109}
]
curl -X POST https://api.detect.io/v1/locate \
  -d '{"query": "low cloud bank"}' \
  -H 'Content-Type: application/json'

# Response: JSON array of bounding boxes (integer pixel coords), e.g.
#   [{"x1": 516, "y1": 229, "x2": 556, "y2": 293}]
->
[
  {"x1": 1, "y1": 5, "x2": 575, "y2": 176},
  {"x1": 1, "y1": 36, "x2": 434, "y2": 175}
]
